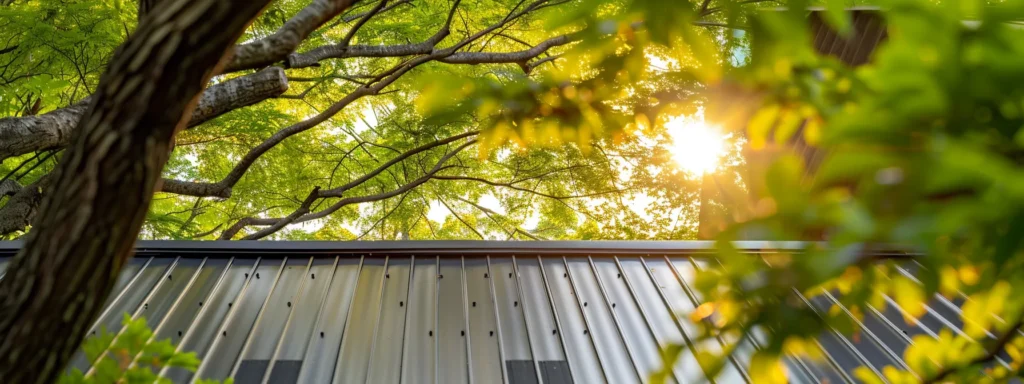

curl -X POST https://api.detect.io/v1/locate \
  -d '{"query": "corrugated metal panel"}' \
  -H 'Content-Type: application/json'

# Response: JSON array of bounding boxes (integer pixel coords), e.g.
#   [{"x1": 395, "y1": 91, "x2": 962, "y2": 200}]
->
[{"x1": 0, "y1": 242, "x2": 984, "y2": 383}]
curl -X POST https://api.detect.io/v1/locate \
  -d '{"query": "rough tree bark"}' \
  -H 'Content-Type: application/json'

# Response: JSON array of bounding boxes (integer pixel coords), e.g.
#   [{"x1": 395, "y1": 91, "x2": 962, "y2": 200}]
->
[
  {"x1": 0, "y1": 0, "x2": 271, "y2": 382},
  {"x1": 0, "y1": 67, "x2": 288, "y2": 162}
]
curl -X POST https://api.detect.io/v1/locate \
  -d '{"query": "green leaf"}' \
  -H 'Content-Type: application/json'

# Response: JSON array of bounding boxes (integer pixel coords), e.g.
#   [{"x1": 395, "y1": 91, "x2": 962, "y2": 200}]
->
[{"x1": 822, "y1": 0, "x2": 852, "y2": 36}]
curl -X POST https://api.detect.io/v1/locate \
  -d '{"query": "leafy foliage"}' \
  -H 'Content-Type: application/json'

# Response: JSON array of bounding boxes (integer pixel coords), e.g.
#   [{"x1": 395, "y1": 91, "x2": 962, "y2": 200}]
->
[
  {"x1": 0, "y1": 0, "x2": 727, "y2": 241},
  {"x1": 59, "y1": 314, "x2": 230, "y2": 384},
  {"x1": 449, "y1": 0, "x2": 1024, "y2": 382}
]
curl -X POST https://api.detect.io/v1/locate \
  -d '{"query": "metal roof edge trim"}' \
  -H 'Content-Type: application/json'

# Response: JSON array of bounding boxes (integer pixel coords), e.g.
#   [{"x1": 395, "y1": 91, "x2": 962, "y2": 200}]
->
[{"x1": 0, "y1": 240, "x2": 917, "y2": 258}]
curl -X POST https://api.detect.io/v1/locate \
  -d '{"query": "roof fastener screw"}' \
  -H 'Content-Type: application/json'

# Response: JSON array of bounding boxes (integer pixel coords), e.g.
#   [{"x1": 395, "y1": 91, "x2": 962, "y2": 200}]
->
[
  {"x1": 514, "y1": 301, "x2": 518, "y2": 307},
  {"x1": 287, "y1": 302, "x2": 291, "y2": 307},
  {"x1": 461, "y1": 330, "x2": 465, "y2": 336},
  {"x1": 429, "y1": 330, "x2": 433, "y2": 337},
  {"x1": 222, "y1": 331, "x2": 227, "y2": 336},
  {"x1": 245, "y1": 273, "x2": 249, "y2": 278},
  {"x1": 552, "y1": 330, "x2": 557, "y2": 335},
  {"x1": 583, "y1": 330, "x2": 589, "y2": 335},
  {"x1": 617, "y1": 273, "x2": 621, "y2": 278},
  {"x1": 386, "y1": 273, "x2": 390, "y2": 278},
  {"x1": 199, "y1": 302, "x2": 203, "y2": 306},
  {"x1": 256, "y1": 273, "x2": 260, "y2": 279},
  {"x1": 438, "y1": 274, "x2": 443, "y2": 279},
  {"x1": 563, "y1": 273, "x2": 567, "y2": 278},
  {"x1": 178, "y1": 331, "x2": 182, "y2": 337},
  {"x1": 311, "y1": 273, "x2": 315, "y2": 279},
  {"x1": 490, "y1": 331, "x2": 494, "y2": 336},
  {"x1": 584, "y1": 302, "x2": 588, "y2": 307},
  {"x1": 472, "y1": 301, "x2": 476, "y2": 307},
  {"x1": 400, "y1": 301, "x2": 404, "y2": 307},
  {"x1": 228, "y1": 302, "x2": 233, "y2": 307},
  {"x1": 508, "y1": 272, "x2": 512, "y2": 278},
  {"x1": 484, "y1": 273, "x2": 488, "y2": 278},
  {"x1": 320, "y1": 332, "x2": 325, "y2": 338},
  {"x1": 612, "y1": 303, "x2": 616, "y2": 308},
  {"x1": 168, "y1": 274, "x2": 172, "y2": 280}
]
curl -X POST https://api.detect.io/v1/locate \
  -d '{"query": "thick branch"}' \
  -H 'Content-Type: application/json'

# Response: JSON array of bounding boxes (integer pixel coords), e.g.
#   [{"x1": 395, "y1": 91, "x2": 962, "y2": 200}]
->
[
  {"x1": 0, "y1": 177, "x2": 47, "y2": 235},
  {"x1": 0, "y1": 67, "x2": 288, "y2": 162},
  {"x1": 0, "y1": 180, "x2": 21, "y2": 197},
  {"x1": 286, "y1": 0, "x2": 461, "y2": 68},
  {"x1": 226, "y1": 0, "x2": 360, "y2": 72}
]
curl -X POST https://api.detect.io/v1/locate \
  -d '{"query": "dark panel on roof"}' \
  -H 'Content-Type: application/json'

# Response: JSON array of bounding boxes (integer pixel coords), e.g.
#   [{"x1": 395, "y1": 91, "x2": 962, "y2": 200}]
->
[
  {"x1": 507, "y1": 360, "x2": 539, "y2": 384},
  {"x1": 539, "y1": 360, "x2": 573, "y2": 384},
  {"x1": 810, "y1": 10, "x2": 888, "y2": 66}
]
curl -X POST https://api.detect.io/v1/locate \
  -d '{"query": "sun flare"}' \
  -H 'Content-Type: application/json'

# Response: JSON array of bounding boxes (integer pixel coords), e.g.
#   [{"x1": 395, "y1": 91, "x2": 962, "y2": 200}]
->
[{"x1": 666, "y1": 117, "x2": 726, "y2": 176}]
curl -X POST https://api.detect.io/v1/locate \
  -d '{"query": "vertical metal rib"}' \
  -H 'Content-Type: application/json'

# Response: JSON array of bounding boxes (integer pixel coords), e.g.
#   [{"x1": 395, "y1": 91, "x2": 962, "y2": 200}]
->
[
  {"x1": 613, "y1": 256, "x2": 682, "y2": 384},
  {"x1": 820, "y1": 290, "x2": 914, "y2": 375},
  {"x1": 157, "y1": 257, "x2": 236, "y2": 377},
  {"x1": 892, "y1": 264, "x2": 1013, "y2": 368},
  {"x1": 663, "y1": 255, "x2": 750, "y2": 383},
  {"x1": 328, "y1": 256, "x2": 366, "y2": 381},
  {"x1": 229, "y1": 257, "x2": 291, "y2": 378},
  {"x1": 485, "y1": 255, "x2": 510, "y2": 384},
  {"x1": 562, "y1": 256, "x2": 611, "y2": 383},
  {"x1": 190, "y1": 257, "x2": 263, "y2": 382},
  {"x1": 434, "y1": 256, "x2": 441, "y2": 384},
  {"x1": 511, "y1": 255, "x2": 544, "y2": 384},
  {"x1": 169, "y1": 257, "x2": 236, "y2": 354},
  {"x1": 86, "y1": 257, "x2": 183, "y2": 377},
  {"x1": 909, "y1": 260, "x2": 1024, "y2": 337},
  {"x1": 535, "y1": 255, "x2": 577, "y2": 383},
  {"x1": 894, "y1": 265, "x2": 1004, "y2": 340},
  {"x1": 792, "y1": 289, "x2": 887, "y2": 383},
  {"x1": 703, "y1": 256, "x2": 825, "y2": 384},
  {"x1": 587, "y1": 256, "x2": 645, "y2": 383},
  {"x1": 130, "y1": 258, "x2": 210, "y2": 369},
  {"x1": 362, "y1": 255, "x2": 392, "y2": 384},
  {"x1": 88, "y1": 257, "x2": 155, "y2": 334},
  {"x1": 297, "y1": 256, "x2": 344, "y2": 366},
  {"x1": 397, "y1": 256, "x2": 417, "y2": 383},
  {"x1": 261, "y1": 257, "x2": 319, "y2": 384},
  {"x1": 637, "y1": 256, "x2": 714, "y2": 383},
  {"x1": 460, "y1": 256, "x2": 476, "y2": 384}
]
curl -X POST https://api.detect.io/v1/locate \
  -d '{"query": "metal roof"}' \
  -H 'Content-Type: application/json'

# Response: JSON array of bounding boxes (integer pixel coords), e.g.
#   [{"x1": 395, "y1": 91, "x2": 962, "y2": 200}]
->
[{"x1": 0, "y1": 241, "x2": 986, "y2": 383}]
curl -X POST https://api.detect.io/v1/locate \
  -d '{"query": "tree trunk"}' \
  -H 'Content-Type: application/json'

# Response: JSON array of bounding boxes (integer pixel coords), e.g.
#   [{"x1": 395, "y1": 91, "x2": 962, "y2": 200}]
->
[{"x1": 0, "y1": 1, "x2": 270, "y2": 382}]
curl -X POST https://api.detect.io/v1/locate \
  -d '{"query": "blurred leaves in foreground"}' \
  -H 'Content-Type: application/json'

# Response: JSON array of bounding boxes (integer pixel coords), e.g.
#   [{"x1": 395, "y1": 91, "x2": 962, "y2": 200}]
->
[
  {"x1": 456, "y1": 0, "x2": 1024, "y2": 382},
  {"x1": 59, "y1": 314, "x2": 230, "y2": 384}
]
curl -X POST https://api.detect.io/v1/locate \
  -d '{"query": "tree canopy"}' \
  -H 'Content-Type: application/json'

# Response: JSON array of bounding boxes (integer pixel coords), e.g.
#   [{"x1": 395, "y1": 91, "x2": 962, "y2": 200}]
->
[{"x1": 0, "y1": 0, "x2": 739, "y2": 241}]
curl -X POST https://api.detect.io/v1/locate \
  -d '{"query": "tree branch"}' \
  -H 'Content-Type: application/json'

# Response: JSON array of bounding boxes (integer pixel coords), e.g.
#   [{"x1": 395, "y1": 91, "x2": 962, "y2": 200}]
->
[
  {"x1": 220, "y1": 139, "x2": 476, "y2": 239},
  {"x1": 0, "y1": 176, "x2": 47, "y2": 235},
  {"x1": 438, "y1": 34, "x2": 572, "y2": 69},
  {"x1": 0, "y1": 67, "x2": 288, "y2": 162},
  {"x1": 286, "y1": 0, "x2": 462, "y2": 68},
  {"x1": 340, "y1": 0, "x2": 390, "y2": 48},
  {"x1": 225, "y1": 0, "x2": 361, "y2": 72}
]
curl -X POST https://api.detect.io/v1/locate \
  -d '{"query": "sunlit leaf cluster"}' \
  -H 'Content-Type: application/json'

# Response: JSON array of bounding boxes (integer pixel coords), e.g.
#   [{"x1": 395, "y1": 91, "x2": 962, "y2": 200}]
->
[{"x1": 59, "y1": 314, "x2": 230, "y2": 384}]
